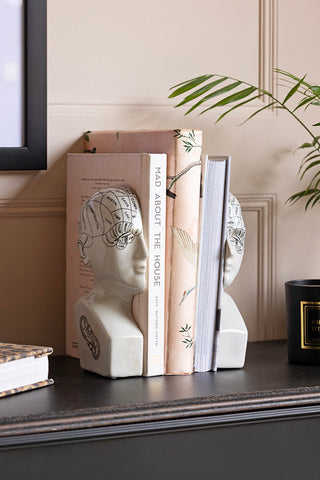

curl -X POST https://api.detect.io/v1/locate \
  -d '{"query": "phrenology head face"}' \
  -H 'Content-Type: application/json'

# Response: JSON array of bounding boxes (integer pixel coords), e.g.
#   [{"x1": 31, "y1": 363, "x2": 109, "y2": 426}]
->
[
  {"x1": 224, "y1": 193, "x2": 246, "y2": 288},
  {"x1": 78, "y1": 186, "x2": 148, "y2": 292}
]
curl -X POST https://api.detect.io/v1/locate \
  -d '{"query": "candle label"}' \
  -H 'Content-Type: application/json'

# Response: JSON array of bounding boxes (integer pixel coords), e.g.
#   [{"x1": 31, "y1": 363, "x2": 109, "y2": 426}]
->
[{"x1": 300, "y1": 301, "x2": 320, "y2": 349}]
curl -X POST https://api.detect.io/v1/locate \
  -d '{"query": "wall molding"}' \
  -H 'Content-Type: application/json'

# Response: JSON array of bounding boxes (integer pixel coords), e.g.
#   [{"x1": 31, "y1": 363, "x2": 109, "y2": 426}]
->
[
  {"x1": 236, "y1": 193, "x2": 277, "y2": 340},
  {"x1": 0, "y1": 198, "x2": 65, "y2": 217},
  {"x1": 49, "y1": 2, "x2": 278, "y2": 113},
  {"x1": 48, "y1": 103, "x2": 178, "y2": 117},
  {"x1": 48, "y1": 102, "x2": 277, "y2": 122},
  {"x1": 259, "y1": 0, "x2": 279, "y2": 99}
]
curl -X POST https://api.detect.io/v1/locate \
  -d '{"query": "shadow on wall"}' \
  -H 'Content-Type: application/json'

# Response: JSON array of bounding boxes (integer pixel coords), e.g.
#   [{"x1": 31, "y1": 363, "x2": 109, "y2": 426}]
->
[{"x1": 0, "y1": 137, "x2": 83, "y2": 354}]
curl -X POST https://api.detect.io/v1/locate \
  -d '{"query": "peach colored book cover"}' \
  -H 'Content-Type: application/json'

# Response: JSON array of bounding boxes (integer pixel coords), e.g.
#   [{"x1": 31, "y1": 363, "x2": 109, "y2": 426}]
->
[
  {"x1": 66, "y1": 153, "x2": 166, "y2": 376},
  {"x1": 84, "y1": 130, "x2": 202, "y2": 374}
]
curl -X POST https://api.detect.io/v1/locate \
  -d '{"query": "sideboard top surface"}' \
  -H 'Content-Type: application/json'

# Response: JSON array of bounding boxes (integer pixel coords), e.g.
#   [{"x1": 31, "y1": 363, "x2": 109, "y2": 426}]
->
[{"x1": 1, "y1": 341, "x2": 320, "y2": 438}]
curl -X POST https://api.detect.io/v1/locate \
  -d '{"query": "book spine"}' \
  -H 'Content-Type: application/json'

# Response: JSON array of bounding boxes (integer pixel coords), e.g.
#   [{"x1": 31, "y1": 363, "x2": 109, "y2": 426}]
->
[
  {"x1": 212, "y1": 158, "x2": 231, "y2": 372},
  {"x1": 146, "y1": 154, "x2": 166, "y2": 376},
  {"x1": 65, "y1": 159, "x2": 80, "y2": 358},
  {"x1": 165, "y1": 130, "x2": 202, "y2": 374}
]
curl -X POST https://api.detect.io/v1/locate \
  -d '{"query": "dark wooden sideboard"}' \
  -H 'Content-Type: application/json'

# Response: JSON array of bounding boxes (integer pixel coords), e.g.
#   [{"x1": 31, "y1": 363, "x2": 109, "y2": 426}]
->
[{"x1": 1, "y1": 341, "x2": 320, "y2": 479}]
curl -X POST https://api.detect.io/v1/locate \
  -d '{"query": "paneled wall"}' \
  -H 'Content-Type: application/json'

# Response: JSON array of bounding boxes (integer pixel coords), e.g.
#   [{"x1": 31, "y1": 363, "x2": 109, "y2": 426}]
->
[{"x1": 1, "y1": 0, "x2": 320, "y2": 353}]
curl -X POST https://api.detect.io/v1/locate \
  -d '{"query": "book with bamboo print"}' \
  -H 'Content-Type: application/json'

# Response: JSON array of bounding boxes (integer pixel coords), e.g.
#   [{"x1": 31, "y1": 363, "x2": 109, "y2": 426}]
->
[
  {"x1": 84, "y1": 129, "x2": 203, "y2": 374},
  {"x1": 0, "y1": 343, "x2": 53, "y2": 398}
]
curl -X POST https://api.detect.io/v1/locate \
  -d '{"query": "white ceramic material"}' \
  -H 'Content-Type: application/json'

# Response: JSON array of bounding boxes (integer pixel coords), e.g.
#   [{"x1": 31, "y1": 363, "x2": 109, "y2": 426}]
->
[
  {"x1": 216, "y1": 193, "x2": 248, "y2": 369},
  {"x1": 75, "y1": 186, "x2": 147, "y2": 378}
]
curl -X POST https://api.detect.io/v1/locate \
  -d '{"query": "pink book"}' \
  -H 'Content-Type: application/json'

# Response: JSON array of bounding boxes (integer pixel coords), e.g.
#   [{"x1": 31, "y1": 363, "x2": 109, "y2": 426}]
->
[{"x1": 84, "y1": 130, "x2": 202, "y2": 374}]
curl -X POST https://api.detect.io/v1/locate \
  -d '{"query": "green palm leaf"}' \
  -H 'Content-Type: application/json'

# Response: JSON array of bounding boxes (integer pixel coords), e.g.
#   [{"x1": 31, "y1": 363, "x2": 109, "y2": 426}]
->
[
  {"x1": 287, "y1": 189, "x2": 317, "y2": 205},
  {"x1": 297, "y1": 142, "x2": 313, "y2": 149},
  {"x1": 314, "y1": 176, "x2": 320, "y2": 190},
  {"x1": 185, "y1": 80, "x2": 244, "y2": 114},
  {"x1": 299, "y1": 153, "x2": 320, "y2": 171},
  {"x1": 169, "y1": 68, "x2": 320, "y2": 207},
  {"x1": 199, "y1": 86, "x2": 257, "y2": 115},
  {"x1": 275, "y1": 69, "x2": 316, "y2": 96},
  {"x1": 300, "y1": 160, "x2": 320, "y2": 180},
  {"x1": 293, "y1": 96, "x2": 317, "y2": 112},
  {"x1": 310, "y1": 86, "x2": 320, "y2": 96},
  {"x1": 175, "y1": 78, "x2": 227, "y2": 107},
  {"x1": 306, "y1": 191, "x2": 320, "y2": 209},
  {"x1": 305, "y1": 170, "x2": 320, "y2": 189},
  {"x1": 215, "y1": 94, "x2": 263, "y2": 123},
  {"x1": 239, "y1": 101, "x2": 276, "y2": 125},
  {"x1": 169, "y1": 75, "x2": 213, "y2": 98},
  {"x1": 283, "y1": 75, "x2": 307, "y2": 104}
]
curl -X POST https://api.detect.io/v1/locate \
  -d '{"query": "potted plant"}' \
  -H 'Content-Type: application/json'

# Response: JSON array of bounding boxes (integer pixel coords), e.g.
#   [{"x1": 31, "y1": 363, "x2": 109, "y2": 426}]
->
[{"x1": 169, "y1": 69, "x2": 320, "y2": 208}]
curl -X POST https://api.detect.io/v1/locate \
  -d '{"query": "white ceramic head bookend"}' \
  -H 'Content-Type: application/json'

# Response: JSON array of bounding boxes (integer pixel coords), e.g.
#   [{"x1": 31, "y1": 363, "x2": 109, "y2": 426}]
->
[
  {"x1": 216, "y1": 193, "x2": 248, "y2": 369},
  {"x1": 75, "y1": 186, "x2": 147, "y2": 378}
]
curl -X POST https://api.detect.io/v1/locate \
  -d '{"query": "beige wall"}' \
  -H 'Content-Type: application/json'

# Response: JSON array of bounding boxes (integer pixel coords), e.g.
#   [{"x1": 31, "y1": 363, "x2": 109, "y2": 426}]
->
[{"x1": 1, "y1": 0, "x2": 320, "y2": 353}]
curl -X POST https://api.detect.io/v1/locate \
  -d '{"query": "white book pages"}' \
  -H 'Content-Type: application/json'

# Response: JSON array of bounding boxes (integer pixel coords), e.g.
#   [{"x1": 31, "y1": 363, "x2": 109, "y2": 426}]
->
[
  {"x1": 0, "y1": 355, "x2": 49, "y2": 391},
  {"x1": 194, "y1": 156, "x2": 231, "y2": 372}
]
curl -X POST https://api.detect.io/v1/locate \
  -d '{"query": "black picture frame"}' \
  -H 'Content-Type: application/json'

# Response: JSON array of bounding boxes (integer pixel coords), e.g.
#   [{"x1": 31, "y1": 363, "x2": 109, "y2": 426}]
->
[{"x1": 0, "y1": 0, "x2": 47, "y2": 171}]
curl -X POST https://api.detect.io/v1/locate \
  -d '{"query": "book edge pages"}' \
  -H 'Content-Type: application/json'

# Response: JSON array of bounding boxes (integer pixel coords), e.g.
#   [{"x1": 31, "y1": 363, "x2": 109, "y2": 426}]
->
[{"x1": 194, "y1": 156, "x2": 231, "y2": 372}]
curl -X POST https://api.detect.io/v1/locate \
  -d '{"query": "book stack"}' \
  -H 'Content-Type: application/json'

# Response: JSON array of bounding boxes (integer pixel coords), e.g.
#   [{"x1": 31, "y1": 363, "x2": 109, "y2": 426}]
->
[
  {"x1": 0, "y1": 343, "x2": 53, "y2": 397},
  {"x1": 66, "y1": 129, "x2": 231, "y2": 376}
]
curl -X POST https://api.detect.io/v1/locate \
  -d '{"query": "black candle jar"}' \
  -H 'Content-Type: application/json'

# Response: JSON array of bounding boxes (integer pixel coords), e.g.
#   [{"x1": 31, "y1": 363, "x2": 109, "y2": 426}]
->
[{"x1": 285, "y1": 279, "x2": 320, "y2": 364}]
